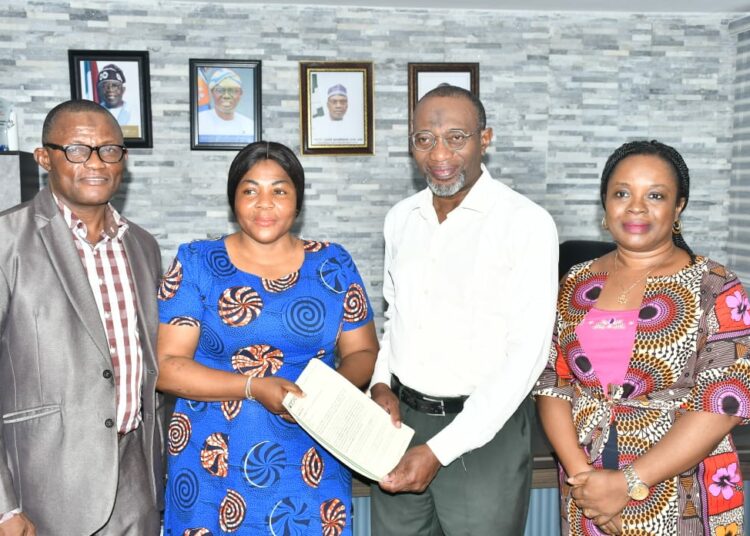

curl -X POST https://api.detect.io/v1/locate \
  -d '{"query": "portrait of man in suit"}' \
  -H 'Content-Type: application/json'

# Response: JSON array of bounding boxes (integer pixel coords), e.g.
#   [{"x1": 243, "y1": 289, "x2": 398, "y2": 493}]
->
[{"x1": 0, "y1": 99, "x2": 163, "y2": 535}]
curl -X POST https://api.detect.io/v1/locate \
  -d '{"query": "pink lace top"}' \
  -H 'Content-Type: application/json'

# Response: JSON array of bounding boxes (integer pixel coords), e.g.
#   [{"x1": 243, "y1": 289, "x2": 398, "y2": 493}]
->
[{"x1": 575, "y1": 307, "x2": 639, "y2": 392}]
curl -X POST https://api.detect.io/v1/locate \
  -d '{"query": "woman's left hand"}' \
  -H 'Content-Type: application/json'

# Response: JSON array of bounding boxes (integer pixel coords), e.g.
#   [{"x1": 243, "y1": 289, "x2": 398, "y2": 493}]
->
[{"x1": 568, "y1": 469, "x2": 630, "y2": 527}]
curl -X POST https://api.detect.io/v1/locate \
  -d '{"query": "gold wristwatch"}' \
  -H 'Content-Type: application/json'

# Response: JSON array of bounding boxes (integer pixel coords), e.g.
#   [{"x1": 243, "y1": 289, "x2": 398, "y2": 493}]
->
[{"x1": 622, "y1": 464, "x2": 649, "y2": 501}]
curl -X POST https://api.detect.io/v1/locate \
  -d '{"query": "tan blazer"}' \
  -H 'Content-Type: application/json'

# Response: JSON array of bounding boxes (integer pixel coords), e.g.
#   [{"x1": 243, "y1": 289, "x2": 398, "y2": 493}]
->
[{"x1": 0, "y1": 187, "x2": 164, "y2": 535}]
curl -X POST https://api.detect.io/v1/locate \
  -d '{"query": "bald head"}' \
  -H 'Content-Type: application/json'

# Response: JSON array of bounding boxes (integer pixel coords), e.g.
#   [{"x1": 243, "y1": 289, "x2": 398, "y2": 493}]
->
[
  {"x1": 415, "y1": 85, "x2": 486, "y2": 132},
  {"x1": 42, "y1": 99, "x2": 122, "y2": 145}
]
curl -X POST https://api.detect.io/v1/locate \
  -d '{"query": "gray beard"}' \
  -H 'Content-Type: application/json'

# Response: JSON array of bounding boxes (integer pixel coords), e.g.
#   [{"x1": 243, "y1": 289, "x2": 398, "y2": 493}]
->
[{"x1": 426, "y1": 171, "x2": 466, "y2": 198}]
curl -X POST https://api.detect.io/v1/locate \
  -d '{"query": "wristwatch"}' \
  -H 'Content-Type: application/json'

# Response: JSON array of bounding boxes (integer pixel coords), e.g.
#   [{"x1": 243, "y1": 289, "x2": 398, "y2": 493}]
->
[{"x1": 622, "y1": 464, "x2": 649, "y2": 501}]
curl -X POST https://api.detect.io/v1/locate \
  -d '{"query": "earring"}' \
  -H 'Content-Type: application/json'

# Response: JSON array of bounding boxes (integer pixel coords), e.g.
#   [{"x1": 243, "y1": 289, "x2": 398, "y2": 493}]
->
[
  {"x1": 672, "y1": 219, "x2": 682, "y2": 234},
  {"x1": 601, "y1": 216, "x2": 608, "y2": 231}
]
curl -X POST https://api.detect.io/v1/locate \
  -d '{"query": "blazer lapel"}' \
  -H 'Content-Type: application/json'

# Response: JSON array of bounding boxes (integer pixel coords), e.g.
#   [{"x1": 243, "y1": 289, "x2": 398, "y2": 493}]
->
[
  {"x1": 35, "y1": 190, "x2": 112, "y2": 364},
  {"x1": 123, "y1": 231, "x2": 159, "y2": 373}
]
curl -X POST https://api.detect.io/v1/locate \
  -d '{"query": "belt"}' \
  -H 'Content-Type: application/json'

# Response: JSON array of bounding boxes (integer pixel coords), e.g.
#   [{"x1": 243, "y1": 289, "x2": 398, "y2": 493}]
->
[{"x1": 391, "y1": 375, "x2": 468, "y2": 416}]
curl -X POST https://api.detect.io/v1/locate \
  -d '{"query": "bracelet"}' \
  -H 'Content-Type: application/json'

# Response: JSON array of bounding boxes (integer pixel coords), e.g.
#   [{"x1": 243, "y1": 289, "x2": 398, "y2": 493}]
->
[{"x1": 244, "y1": 376, "x2": 255, "y2": 401}]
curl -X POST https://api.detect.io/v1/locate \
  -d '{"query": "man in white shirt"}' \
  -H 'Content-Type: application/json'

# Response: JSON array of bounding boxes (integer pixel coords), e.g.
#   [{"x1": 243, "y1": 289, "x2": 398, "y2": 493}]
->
[
  {"x1": 198, "y1": 68, "x2": 255, "y2": 144},
  {"x1": 370, "y1": 85, "x2": 558, "y2": 535}
]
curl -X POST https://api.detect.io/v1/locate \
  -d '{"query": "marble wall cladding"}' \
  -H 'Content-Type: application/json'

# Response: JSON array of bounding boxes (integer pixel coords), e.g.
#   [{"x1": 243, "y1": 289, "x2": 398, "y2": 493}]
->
[
  {"x1": 729, "y1": 16, "x2": 750, "y2": 282},
  {"x1": 0, "y1": 2, "x2": 745, "y2": 323}
]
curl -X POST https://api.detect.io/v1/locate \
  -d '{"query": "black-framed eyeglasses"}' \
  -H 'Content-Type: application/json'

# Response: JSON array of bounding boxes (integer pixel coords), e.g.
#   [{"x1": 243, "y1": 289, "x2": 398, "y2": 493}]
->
[
  {"x1": 409, "y1": 129, "x2": 482, "y2": 152},
  {"x1": 44, "y1": 143, "x2": 127, "y2": 164},
  {"x1": 212, "y1": 87, "x2": 241, "y2": 97}
]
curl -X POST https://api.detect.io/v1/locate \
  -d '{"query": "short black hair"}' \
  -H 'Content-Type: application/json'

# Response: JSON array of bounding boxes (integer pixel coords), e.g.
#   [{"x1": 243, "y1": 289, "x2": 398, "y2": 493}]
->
[
  {"x1": 600, "y1": 139, "x2": 693, "y2": 257},
  {"x1": 416, "y1": 85, "x2": 486, "y2": 131},
  {"x1": 227, "y1": 141, "x2": 305, "y2": 216},
  {"x1": 41, "y1": 99, "x2": 121, "y2": 144}
]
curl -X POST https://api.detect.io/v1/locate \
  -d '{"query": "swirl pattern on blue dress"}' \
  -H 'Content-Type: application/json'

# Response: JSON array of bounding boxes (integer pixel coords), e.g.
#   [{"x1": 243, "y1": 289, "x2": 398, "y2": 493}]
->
[
  {"x1": 206, "y1": 248, "x2": 238, "y2": 278},
  {"x1": 319, "y1": 258, "x2": 349, "y2": 293},
  {"x1": 321, "y1": 498, "x2": 347, "y2": 536},
  {"x1": 168, "y1": 412, "x2": 191, "y2": 456},
  {"x1": 269, "y1": 497, "x2": 312, "y2": 535},
  {"x1": 283, "y1": 297, "x2": 325, "y2": 336},
  {"x1": 243, "y1": 440, "x2": 287, "y2": 488},
  {"x1": 198, "y1": 323, "x2": 224, "y2": 356},
  {"x1": 301, "y1": 447, "x2": 323, "y2": 488},
  {"x1": 343, "y1": 283, "x2": 368, "y2": 323},
  {"x1": 219, "y1": 489, "x2": 246, "y2": 533},
  {"x1": 158, "y1": 258, "x2": 183, "y2": 301},
  {"x1": 218, "y1": 286, "x2": 263, "y2": 327},
  {"x1": 171, "y1": 469, "x2": 199, "y2": 511}
]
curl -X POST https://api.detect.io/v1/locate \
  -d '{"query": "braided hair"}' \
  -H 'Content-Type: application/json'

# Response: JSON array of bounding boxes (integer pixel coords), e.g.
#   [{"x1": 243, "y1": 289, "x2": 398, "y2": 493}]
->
[{"x1": 599, "y1": 140, "x2": 694, "y2": 259}]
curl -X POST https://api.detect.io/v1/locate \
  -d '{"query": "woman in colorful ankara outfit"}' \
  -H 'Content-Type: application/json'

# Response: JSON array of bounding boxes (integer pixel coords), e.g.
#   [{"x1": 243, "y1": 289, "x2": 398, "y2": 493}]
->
[
  {"x1": 534, "y1": 140, "x2": 750, "y2": 536},
  {"x1": 156, "y1": 141, "x2": 378, "y2": 535}
]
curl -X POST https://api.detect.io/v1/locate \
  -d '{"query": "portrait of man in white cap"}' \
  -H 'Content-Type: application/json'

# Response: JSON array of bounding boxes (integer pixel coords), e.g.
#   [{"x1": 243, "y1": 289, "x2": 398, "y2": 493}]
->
[
  {"x1": 311, "y1": 78, "x2": 365, "y2": 146},
  {"x1": 96, "y1": 63, "x2": 142, "y2": 138},
  {"x1": 197, "y1": 67, "x2": 256, "y2": 144}
]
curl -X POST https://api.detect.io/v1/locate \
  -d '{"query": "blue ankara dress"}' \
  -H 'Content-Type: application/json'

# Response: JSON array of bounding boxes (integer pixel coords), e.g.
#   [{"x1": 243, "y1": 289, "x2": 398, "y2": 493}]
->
[{"x1": 158, "y1": 238, "x2": 373, "y2": 536}]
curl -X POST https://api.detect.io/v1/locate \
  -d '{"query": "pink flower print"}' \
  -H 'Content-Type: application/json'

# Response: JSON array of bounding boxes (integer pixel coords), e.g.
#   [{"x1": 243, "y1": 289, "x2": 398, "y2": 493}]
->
[
  {"x1": 709, "y1": 462, "x2": 741, "y2": 500},
  {"x1": 726, "y1": 291, "x2": 750, "y2": 326}
]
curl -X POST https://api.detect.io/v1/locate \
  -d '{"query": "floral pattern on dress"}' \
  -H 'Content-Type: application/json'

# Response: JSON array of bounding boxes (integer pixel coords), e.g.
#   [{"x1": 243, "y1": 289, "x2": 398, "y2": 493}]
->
[{"x1": 534, "y1": 257, "x2": 750, "y2": 535}]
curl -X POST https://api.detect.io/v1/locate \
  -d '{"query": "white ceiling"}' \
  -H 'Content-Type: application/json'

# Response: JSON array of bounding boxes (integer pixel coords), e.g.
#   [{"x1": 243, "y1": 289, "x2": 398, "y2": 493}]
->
[{"x1": 240, "y1": 0, "x2": 750, "y2": 12}]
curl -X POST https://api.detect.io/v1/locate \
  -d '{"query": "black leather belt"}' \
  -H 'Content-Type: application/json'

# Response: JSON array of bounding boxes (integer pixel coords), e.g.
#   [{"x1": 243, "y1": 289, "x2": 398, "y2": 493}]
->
[{"x1": 391, "y1": 375, "x2": 468, "y2": 416}]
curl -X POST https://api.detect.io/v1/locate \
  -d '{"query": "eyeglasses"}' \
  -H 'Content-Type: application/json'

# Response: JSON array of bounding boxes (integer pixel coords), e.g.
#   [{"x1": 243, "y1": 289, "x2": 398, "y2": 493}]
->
[
  {"x1": 212, "y1": 87, "x2": 241, "y2": 97},
  {"x1": 410, "y1": 129, "x2": 481, "y2": 152},
  {"x1": 44, "y1": 143, "x2": 127, "y2": 164}
]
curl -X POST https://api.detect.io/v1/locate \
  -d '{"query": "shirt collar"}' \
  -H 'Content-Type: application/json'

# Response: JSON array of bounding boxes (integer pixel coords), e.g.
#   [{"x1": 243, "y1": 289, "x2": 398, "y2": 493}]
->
[
  {"x1": 52, "y1": 192, "x2": 128, "y2": 242},
  {"x1": 416, "y1": 163, "x2": 495, "y2": 221}
]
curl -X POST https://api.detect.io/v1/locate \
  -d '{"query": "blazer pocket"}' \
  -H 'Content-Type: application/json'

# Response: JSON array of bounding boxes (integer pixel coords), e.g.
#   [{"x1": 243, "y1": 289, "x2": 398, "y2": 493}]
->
[{"x1": 3, "y1": 404, "x2": 61, "y2": 424}]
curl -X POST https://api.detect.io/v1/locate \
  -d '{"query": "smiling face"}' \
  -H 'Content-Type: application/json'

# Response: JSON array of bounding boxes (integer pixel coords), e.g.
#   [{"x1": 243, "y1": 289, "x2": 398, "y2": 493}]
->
[
  {"x1": 603, "y1": 154, "x2": 685, "y2": 253},
  {"x1": 234, "y1": 159, "x2": 298, "y2": 246},
  {"x1": 212, "y1": 83, "x2": 243, "y2": 118},
  {"x1": 411, "y1": 95, "x2": 492, "y2": 199},
  {"x1": 34, "y1": 110, "x2": 125, "y2": 215},
  {"x1": 98, "y1": 80, "x2": 125, "y2": 108}
]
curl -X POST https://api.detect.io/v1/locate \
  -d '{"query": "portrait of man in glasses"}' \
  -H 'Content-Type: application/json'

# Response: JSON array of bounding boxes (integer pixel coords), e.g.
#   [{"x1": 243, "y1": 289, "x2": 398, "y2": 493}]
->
[
  {"x1": 369, "y1": 85, "x2": 559, "y2": 535},
  {"x1": 0, "y1": 99, "x2": 163, "y2": 535},
  {"x1": 197, "y1": 67, "x2": 256, "y2": 144}
]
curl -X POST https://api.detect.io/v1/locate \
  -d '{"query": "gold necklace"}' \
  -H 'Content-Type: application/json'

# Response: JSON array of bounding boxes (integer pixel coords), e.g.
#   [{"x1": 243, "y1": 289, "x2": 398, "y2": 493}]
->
[{"x1": 612, "y1": 249, "x2": 670, "y2": 305}]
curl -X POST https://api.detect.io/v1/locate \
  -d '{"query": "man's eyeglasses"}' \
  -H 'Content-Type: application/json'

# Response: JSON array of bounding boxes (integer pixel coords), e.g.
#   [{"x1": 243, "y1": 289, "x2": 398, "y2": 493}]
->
[
  {"x1": 44, "y1": 143, "x2": 127, "y2": 164},
  {"x1": 410, "y1": 129, "x2": 481, "y2": 152},
  {"x1": 212, "y1": 87, "x2": 241, "y2": 97}
]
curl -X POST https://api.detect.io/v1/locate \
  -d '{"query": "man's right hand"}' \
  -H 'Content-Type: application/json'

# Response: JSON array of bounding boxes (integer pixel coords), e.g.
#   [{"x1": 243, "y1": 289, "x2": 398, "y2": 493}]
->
[
  {"x1": 371, "y1": 382, "x2": 401, "y2": 427},
  {"x1": 0, "y1": 513, "x2": 36, "y2": 536}
]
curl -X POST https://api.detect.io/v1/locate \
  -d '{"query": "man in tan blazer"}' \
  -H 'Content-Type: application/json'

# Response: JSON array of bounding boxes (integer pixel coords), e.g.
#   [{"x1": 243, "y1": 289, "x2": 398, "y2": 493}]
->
[{"x1": 0, "y1": 99, "x2": 163, "y2": 535}]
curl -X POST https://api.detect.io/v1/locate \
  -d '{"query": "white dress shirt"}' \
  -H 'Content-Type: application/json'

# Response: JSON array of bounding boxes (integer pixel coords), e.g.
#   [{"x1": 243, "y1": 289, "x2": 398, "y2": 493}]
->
[{"x1": 371, "y1": 165, "x2": 559, "y2": 465}]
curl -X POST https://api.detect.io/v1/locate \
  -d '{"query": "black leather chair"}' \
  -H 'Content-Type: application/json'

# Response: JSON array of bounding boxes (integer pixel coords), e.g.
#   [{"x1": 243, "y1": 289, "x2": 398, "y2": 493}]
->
[{"x1": 558, "y1": 239, "x2": 616, "y2": 279}]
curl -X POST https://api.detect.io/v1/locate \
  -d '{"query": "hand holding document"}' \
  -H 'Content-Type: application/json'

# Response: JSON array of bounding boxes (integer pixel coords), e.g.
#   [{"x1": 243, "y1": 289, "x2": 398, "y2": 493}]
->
[{"x1": 283, "y1": 359, "x2": 414, "y2": 481}]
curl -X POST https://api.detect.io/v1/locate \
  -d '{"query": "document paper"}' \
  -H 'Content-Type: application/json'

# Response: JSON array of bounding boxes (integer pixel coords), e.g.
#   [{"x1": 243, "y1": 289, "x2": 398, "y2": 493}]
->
[{"x1": 283, "y1": 358, "x2": 414, "y2": 481}]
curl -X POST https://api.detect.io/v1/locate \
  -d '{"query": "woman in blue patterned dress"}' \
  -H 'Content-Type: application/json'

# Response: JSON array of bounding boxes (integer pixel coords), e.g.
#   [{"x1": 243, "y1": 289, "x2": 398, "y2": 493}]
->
[{"x1": 156, "y1": 141, "x2": 378, "y2": 535}]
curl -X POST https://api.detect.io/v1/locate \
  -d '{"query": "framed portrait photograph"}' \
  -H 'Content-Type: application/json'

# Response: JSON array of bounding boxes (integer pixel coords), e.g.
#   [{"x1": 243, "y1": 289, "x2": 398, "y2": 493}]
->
[
  {"x1": 407, "y1": 62, "x2": 480, "y2": 139},
  {"x1": 189, "y1": 59, "x2": 262, "y2": 151},
  {"x1": 68, "y1": 50, "x2": 152, "y2": 148},
  {"x1": 299, "y1": 61, "x2": 374, "y2": 156}
]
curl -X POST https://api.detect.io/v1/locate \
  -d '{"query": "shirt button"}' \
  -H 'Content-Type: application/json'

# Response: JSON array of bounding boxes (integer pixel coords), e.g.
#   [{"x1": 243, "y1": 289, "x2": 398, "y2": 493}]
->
[
  {"x1": 103, "y1": 370, "x2": 113, "y2": 379},
  {"x1": 109, "y1": 347, "x2": 115, "y2": 354},
  {"x1": 104, "y1": 312, "x2": 111, "y2": 319},
  {"x1": 98, "y1": 279, "x2": 104, "y2": 286},
  {"x1": 104, "y1": 418, "x2": 115, "y2": 428}
]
